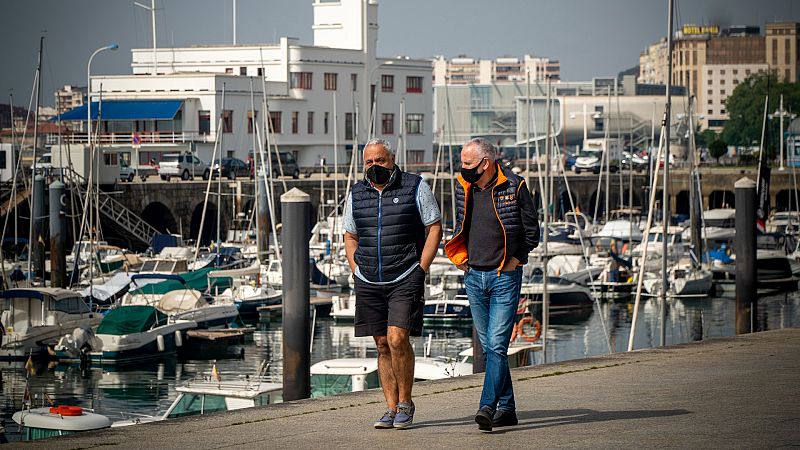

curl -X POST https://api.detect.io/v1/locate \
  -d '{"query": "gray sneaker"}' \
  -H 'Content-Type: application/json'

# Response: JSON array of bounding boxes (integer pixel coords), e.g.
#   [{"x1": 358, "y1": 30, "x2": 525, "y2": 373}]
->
[
  {"x1": 373, "y1": 410, "x2": 396, "y2": 429},
  {"x1": 393, "y1": 401, "x2": 415, "y2": 429}
]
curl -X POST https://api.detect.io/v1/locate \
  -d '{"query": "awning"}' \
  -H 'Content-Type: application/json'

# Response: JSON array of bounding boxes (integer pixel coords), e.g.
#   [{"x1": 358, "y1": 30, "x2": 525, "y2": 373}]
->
[{"x1": 56, "y1": 99, "x2": 183, "y2": 121}]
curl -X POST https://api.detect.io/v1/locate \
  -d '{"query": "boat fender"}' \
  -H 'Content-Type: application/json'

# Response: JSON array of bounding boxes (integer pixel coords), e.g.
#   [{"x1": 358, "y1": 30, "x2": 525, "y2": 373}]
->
[
  {"x1": 156, "y1": 334, "x2": 165, "y2": 352},
  {"x1": 49, "y1": 405, "x2": 83, "y2": 416},
  {"x1": 175, "y1": 331, "x2": 183, "y2": 348}
]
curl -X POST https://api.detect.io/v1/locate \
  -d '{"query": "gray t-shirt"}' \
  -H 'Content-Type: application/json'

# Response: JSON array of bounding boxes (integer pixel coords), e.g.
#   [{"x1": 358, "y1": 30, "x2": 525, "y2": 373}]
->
[{"x1": 343, "y1": 179, "x2": 441, "y2": 284}]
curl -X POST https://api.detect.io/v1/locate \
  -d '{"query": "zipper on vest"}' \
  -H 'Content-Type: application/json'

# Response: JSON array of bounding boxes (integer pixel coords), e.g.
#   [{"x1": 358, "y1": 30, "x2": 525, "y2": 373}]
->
[{"x1": 377, "y1": 190, "x2": 383, "y2": 282}]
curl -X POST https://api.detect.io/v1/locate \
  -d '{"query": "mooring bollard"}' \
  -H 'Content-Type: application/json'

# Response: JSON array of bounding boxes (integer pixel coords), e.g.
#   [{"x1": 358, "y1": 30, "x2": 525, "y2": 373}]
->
[
  {"x1": 32, "y1": 175, "x2": 46, "y2": 281},
  {"x1": 281, "y1": 187, "x2": 311, "y2": 401},
  {"x1": 472, "y1": 325, "x2": 485, "y2": 374},
  {"x1": 49, "y1": 180, "x2": 67, "y2": 288},
  {"x1": 734, "y1": 177, "x2": 756, "y2": 334}
]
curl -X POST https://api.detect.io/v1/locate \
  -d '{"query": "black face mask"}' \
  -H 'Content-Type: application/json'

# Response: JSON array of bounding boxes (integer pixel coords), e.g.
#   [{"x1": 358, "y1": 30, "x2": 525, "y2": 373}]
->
[
  {"x1": 460, "y1": 158, "x2": 486, "y2": 184},
  {"x1": 366, "y1": 164, "x2": 393, "y2": 185}
]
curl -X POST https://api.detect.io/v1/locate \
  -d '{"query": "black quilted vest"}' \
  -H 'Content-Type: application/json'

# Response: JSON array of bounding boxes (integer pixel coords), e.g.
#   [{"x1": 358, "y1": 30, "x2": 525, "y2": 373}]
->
[
  {"x1": 454, "y1": 165, "x2": 524, "y2": 251},
  {"x1": 351, "y1": 168, "x2": 425, "y2": 282}
]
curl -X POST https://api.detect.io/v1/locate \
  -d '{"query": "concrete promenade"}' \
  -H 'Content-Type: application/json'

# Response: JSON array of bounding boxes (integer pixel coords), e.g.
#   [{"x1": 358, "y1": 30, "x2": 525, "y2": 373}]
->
[{"x1": 18, "y1": 328, "x2": 800, "y2": 449}]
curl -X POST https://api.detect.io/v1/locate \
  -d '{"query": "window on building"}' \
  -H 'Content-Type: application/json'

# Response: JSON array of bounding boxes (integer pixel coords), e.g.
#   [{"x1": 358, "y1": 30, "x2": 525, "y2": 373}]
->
[
  {"x1": 291, "y1": 111, "x2": 299, "y2": 134},
  {"x1": 594, "y1": 105, "x2": 604, "y2": 131},
  {"x1": 733, "y1": 79, "x2": 739, "y2": 85},
  {"x1": 247, "y1": 110, "x2": 258, "y2": 134},
  {"x1": 773, "y1": 40, "x2": 778, "y2": 65},
  {"x1": 708, "y1": 109, "x2": 713, "y2": 115},
  {"x1": 786, "y1": 39, "x2": 792, "y2": 65},
  {"x1": 720, "y1": 79, "x2": 725, "y2": 85},
  {"x1": 721, "y1": 98, "x2": 726, "y2": 105},
  {"x1": 240, "y1": 67, "x2": 247, "y2": 76},
  {"x1": 324, "y1": 73, "x2": 337, "y2": 91},
  {"x1": 257, "y1": 67, "x2": 263, "y2": 77},
  {"x1": 0, "y1": 151, "x2": 5, "y2": 169},
  {"x1": 708, "y1": 69, "x2": 712, "y2": 76},
  {"x1": 307, "y1": 111, "x2": 314, "y2": 134},
  {"x1": 351, "y1": 73, "x2": 358, "y2": 92},
  {"x1": 225, "y1": 68, "x2": 233, "y2": 74},
  {"x1": 324, "y1": 112, "x2": 329, "y2": 134},
  {"x1": 222, "y1": 110, "x2": 233, "y2": 133},
  {"x1": 408, "y1": 150, "x2": 424, "y2": 164},
  {"x1": 290, "y1": 72, "x2": 313, "y2": 90},
  {"x1": 406, "y1": 76, "x2": 423, "y2": 93},
  {"x1": 382, "y1": 113, "x2": 394, "y2": 135},
  {"x1": 708, "y1": 99, "x2": 713, "y2": 105},
  {"x1": 708, "y1": 79, "x2": 712, "y2": 85},
  {"x1": 721, "y1": 89, "x2": 726, "y2": 95},
  {"x1": 345, "y1": 112, "x2": 354, "y2": 140},
  {"x1": 269, "y1": 111, "x2": 282, "y2": 134},
  {"x1": 720, "y1": 70, "x2": 726, "y2": 75},
  {"x1": 732, "y1": 69, "x2": 738, "y2": 75},
  {"x1": 381, "y1": 75, "x2": 394, "y2": 93},
  {"x1": 406, "y1": 113, "x2": 423, "y2": 134},
  {"x1": 721, "y1": 109, "x2": 726, "y2": 114},
  {"x1": 708, "y1": 89, "x2": 713, "y2": 95},
  {"x1": 746, "y1": 69, "x2": 751, "y2": 75},
  {"x1": 199, "y1": 110, "x2": 211, "y2": 135}
]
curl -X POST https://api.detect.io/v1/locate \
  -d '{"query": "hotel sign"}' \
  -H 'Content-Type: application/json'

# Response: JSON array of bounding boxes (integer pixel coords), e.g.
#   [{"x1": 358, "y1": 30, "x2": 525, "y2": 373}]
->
[{"x1": 682, "y1": 24, "x2": 720, "y2": 35}]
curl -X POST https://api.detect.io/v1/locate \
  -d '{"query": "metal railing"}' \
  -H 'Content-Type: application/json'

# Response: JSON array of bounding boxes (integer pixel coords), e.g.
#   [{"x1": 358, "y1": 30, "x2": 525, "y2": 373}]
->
[
  {"x1": 62, "y1": 167, "x2": 159, "y2": 246},
  {"x1": 59, "y1": 131, "x2": 215, "y2": 146}
]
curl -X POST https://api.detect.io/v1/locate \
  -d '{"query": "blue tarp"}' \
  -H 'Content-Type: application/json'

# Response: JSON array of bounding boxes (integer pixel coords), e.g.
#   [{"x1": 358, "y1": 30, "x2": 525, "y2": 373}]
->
[{"x1": 55, "y1": 100, "x2": 183, "y2": 121}]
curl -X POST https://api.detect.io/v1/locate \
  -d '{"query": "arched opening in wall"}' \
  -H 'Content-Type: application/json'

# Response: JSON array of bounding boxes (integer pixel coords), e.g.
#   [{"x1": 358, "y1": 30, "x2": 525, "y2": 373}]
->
[
  {"x1": 675, "y1": 191, "x2": 690, "y2": 216},
  {"x1": 775, "y1": 189, "x2": 800, "y2": 212},
  {"x1": 621, "y1": 189, "x2": 643, "y2": 209},
  {"x1": 587, "y1": 190, "x2": 606, "y2": 221},
  {"x1": 709, "y1": 190, "x2": 735, "y2": 209},
  {"x1": 141, "y1": 202, "x2": 178, "y2": 234},
  {"x1": 558, "y1": 189, "x2": 579, "y2": 218},
  {"x1": 190, "y1": 201, "x2": 218, "y2": 246}
]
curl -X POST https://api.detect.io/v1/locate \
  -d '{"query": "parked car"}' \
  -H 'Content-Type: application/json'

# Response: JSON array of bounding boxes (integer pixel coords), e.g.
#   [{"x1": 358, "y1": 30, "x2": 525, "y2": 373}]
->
[
  {"x1": 621, "y1": 151, "x2": 647, "y2": 172},
  {"x1": 248, "y1": 151, "x2": 300, "y2": 179},
  {"x1": 572, "y1": 149, "x2": 619, "y2": 174},
  {"x1": 119, "y1": 161, "x2": 135, "y2": 182},
  {"x1": 158, "y1": 153, "x2": 210, "y2": 181},
  {"x1": 212, "y1": 157, "x2": 250, "y2": 180}
]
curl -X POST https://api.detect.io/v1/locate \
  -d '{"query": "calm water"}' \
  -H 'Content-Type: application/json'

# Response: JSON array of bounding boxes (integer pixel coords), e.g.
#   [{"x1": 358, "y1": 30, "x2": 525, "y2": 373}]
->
[{"x1": 2, "y1": 291, "x2": 798, "y2": 441}]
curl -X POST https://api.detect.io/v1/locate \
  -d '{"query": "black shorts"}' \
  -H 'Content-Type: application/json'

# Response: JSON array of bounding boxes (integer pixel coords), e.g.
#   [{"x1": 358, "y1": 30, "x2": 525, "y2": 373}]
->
[{"x1": 353, "y1": 266, "x2": 426, "y2": 337}]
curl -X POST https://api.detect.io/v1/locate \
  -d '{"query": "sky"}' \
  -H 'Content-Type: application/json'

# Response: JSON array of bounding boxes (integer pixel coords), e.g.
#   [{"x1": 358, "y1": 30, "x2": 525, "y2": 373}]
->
[{"x1": 1, "y1": 0, "x2": 799, "y2": 108}]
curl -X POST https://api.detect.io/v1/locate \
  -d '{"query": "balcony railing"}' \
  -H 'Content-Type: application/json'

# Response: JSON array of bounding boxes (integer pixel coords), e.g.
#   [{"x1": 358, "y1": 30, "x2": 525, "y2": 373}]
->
[{"x1": 58, "y1": 131, "x2": 216, "y2": 146}]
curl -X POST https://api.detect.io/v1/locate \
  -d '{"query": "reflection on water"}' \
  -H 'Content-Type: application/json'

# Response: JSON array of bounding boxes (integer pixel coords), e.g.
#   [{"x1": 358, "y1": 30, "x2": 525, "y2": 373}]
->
[{"x1": 1, "y1": 291, "x2": 798, "y2": 441}]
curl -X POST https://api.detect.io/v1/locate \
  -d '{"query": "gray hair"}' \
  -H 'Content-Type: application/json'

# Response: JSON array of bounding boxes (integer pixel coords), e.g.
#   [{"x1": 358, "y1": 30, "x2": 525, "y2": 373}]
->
[
  {"x1": 364, "y1": 138, "x2": 394, "y2": 156},
  {"x1": 464, "y1": 137, "x2": 496, "y2": 161}
]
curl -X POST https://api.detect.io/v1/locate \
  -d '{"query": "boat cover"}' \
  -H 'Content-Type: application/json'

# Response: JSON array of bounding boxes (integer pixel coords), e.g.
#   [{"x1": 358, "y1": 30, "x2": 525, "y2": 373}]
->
[
  {"x1": 157, "y1": 290, "x2": 206, "y2": 313},
  {"x1": 130, "y1": 268, "x2": 231, "y2": 296},
  {"x1": 96, "y1": 305, "x2": 167, "y2": 335}
]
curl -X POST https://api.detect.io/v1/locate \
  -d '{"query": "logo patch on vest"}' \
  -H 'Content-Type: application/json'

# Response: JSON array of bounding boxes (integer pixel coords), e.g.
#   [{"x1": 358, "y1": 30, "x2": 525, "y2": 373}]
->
[{"x1": 393, "y1": 197, "x2": 399, "y2": 204}]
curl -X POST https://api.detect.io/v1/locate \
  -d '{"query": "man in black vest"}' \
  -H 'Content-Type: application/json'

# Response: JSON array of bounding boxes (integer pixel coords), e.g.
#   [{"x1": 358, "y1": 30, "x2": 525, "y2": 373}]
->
[
  {"x1": 343, "y1": 139, "x2": 442, "y2": 429},
  {"x1": 445, "y1": 137, "x2": 540, "y2": 432}
]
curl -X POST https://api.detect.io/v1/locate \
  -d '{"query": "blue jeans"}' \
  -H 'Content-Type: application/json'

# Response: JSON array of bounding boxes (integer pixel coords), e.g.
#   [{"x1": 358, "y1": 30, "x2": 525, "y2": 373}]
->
[{"x1": 464, "y1": 266, "x2": 523, "y2": 413}]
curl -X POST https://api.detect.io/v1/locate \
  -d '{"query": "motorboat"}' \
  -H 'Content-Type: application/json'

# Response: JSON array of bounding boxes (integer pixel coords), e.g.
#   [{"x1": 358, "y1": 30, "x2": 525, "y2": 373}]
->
[
  {"x1": 112, "y1": 365, "x2": 282, "y2": 427},
  {"x1": 81, "y1": 305, "x2": 197, "y2": 363},
  {"x1": 310, "y1": 356, "x2": 472, "y2": 398},
  {"x1": 330, "y1": 292, "x2": 356, "y2": 321},
  {"x1": 0, "y1": 288, "x2": 101, "y2": 359},
  {"x1": 423, "y1": 294, "x2": 471, "y2": 322},
  {"x1": 643, "y1": 259, "x2": 713, "y2": 297},
  {"x1": 520, "y1": 276, "x2": 595, "y2": 319},
  {"x1": 12, "y1": 405, "x2": 111, "y2": 441},
  {"x1": 209, "y1": 264, "x2": 282, "y2": 315}
]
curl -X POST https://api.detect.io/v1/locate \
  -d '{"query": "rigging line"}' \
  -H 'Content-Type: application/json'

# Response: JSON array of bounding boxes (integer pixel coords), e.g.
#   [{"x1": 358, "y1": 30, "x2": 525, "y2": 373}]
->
[
  {"x1": 193, "y1": 84, "x2": 226, "y2": 261},
  {"x1": 552, "y1": 135, "x2": 612, "y2": 354}
]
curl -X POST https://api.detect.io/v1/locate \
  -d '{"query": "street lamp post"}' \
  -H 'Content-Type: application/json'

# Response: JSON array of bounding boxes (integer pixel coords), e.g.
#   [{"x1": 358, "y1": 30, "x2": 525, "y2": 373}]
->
[
  {"x1": 772, "y1": 94, "x2": 796, "y2": 171},
  {"x1": 86, "y1": 43, "x2": 118, "y2": 306}
]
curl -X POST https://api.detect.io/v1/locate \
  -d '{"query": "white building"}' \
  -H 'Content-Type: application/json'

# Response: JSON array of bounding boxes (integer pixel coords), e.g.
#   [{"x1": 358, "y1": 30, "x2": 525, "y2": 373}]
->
[
  {"x1": 55, "y1": 85, "x2": 86, "y2": 114},
  {"x1": 57, "y1": 0, "x2": 433, "y2": 168},
  {"x1": 433, "y1": 55, "x2": 560, "y2": 86},
  {"x1": 700, "y1": 63, "x2": 768, "y2": 130}
]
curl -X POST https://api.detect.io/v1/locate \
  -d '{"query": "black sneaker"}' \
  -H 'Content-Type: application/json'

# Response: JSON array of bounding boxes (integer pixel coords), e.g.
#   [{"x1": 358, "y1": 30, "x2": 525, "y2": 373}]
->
[
  {"x1": 492, "y1": 409, "x2": 518, "y2": 427},
  {"x1": 475, "y1": 407, "x2": 494, "y2": 433}
]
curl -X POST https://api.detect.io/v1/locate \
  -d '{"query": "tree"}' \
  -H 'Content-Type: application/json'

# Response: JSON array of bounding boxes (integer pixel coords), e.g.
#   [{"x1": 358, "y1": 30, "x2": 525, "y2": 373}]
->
[
  {"x1": 708, "y1": 138, "x2": 728, "y2": 163},
  {"x1": 696, "y1": 129, "x2": 718, "y2": 148},
  {"x1": 722, "y1": 72, "x2": 800, "y2": 151}
]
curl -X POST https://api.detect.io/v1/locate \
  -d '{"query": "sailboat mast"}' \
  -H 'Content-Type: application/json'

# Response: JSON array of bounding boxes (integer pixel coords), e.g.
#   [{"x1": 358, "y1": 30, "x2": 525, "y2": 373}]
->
[
  {"x1": 249, "y1": 80, "x2": 261, "y2": 263},
  {"x1": 27, "y1": 36, "x2": 44, "y2": 282},
  {"x1": 660, "y1": 0, "x2": 674, "y2": 347},
  {"x1": 542, "y1": 76, "x2": 552, "y2": 363}
]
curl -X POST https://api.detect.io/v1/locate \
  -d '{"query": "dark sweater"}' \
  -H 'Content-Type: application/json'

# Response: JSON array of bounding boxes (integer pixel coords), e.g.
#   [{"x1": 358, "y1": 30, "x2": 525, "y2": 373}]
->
[{"x1": 467, "y1": 176, "x2": 505, "y2": 268}]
